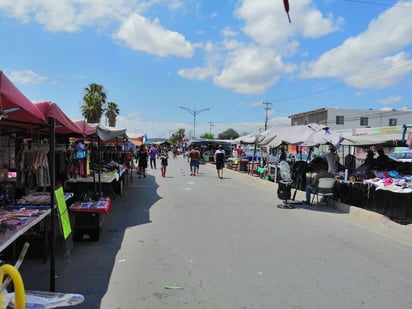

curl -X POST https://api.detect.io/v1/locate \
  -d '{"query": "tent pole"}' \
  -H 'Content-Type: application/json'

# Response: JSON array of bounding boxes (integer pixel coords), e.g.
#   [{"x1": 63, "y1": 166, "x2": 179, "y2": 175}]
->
[
  {"x1": 98, "y1": 138, "x2": 102, "y2": 198},
  {"x1": 48, "y1": 117, "x2": 56, "y2": 292},
  {"x1": 91, "y1": 136, "x2": 97, "y2": 196}
]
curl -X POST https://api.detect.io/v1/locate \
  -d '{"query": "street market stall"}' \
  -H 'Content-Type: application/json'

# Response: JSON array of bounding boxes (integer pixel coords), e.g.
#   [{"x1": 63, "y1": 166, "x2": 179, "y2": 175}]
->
[
  {"x1": 0, "y1": 71, "x2": 90, "y2": 292},
  {"x1": 336, "y1": 126, "x2": 412, "y2": 224}
]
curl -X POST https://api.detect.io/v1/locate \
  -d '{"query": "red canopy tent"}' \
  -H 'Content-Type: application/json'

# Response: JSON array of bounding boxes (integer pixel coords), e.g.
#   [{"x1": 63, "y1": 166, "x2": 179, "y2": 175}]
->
[
  {"x1": 0, "y1": 71, "x2": 48, "y2": 130},
  {"x1": 73, "y1": 120, "x2": 97, "y2": 136},
  {"x1": 0, "y1": 72, "x2": 67, "y2": 292},
  {"x1": 34, "y1": 101, "x2": 87, "y2": 136}
]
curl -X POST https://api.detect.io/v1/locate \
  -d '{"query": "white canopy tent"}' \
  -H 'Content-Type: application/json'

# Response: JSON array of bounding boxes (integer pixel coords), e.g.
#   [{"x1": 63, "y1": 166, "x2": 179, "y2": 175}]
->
[
  {"x1": 233, "y1": 131, "x2": 283, "y2": 147},
  {"x1": 340, "y1": 133, "x2": 404, "y2": 146},
  {"x1": 260, "y1": 123, "x2": 343, "y2": 148}
]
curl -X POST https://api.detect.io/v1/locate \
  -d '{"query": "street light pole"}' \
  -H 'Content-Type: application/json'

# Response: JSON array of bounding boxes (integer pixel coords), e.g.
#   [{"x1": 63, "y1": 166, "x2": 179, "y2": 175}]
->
[{"x1": 179, "y1": 106, "x2": 210, "y2": 139}]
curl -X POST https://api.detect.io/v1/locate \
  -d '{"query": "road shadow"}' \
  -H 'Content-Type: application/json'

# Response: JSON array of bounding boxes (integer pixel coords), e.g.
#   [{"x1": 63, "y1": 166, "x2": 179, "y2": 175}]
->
[
  {"x1": 19, "y1": 173, "x2": 161, "y2": 309},
  {"x1": 295, "y1": 202, "x2": 342, "y2": 214}
]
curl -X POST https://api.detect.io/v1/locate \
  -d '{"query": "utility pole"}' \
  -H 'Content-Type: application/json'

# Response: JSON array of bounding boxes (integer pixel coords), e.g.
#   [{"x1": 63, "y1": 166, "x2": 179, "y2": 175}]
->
[
  {"x1": 263, "y1": 102, "x2": 272, "y2": 130},
  {"x1": 208, "y1": 121, "x2": 214, "y2": 134}
]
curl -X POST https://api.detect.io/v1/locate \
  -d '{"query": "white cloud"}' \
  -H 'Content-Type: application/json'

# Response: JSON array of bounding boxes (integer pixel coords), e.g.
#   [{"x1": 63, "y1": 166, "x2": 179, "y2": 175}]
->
[
  {"x1": 8, "y1": 69, "x2": 47, "y2": 84},
  {"x1": 0, "y1": 0, "x2": 194, "y2": 60},
  {"x1": 251, "y1": 101, "x2": 265, "y2": 107},
  {"x1": 221, "y1": 27, "x2": 237, "y2": 38},
  {"x1": 204, "y1": 41, "x2": 215, "y2": 53},
  {"x1": 117, "y1": 115, "x2": 184, "y2": 138},
  {"x1": 179, "y1": 0, "x2": 339, "y2": 94},
  {"x1": 178, "y1": 66, "x2": 217, "y2": 80},
  {"x1": 235, "y1": 0, "x2": 341, "y2": 47},
  {"x1": 213, "y1": 46, "x2": 296, "y2": 94},
  {"x1": 378, "y1": 95, "x2": 403, "y2": 105},
  {"x1": 114, "y1": 14, "x2": 194, "y2": 58},
  {"x1": 168, "y1": 0, "x2": 183, "y2": 10},
  {"x1": 0, "y1": 0, "x2": 138, "y2": 32},
  {"x1": 300, "y1": 2, "x2": 412, "y2": 89}
]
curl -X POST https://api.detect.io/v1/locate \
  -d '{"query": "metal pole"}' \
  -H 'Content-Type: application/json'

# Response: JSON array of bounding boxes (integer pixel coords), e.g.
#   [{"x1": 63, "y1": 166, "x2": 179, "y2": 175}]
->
[
  {"x1": 179, "y1": 107, "x2": 210, "y2": 139},
  {"x1": 193, "y1": 113, "x2": 196, "y2": 138},
  {"x1": 48, "y1": 117, "x2": 56, "y2": 292}
]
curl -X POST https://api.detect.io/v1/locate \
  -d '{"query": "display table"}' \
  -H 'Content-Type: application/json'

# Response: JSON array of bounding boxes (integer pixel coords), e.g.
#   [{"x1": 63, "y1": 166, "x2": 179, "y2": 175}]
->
[
  {"x1": 69, "y1": 198, "x2": 111, "y2": 241},
  {"x1": 335, "y1": 178, "x2": 412, "y2": 224},
  {"x1": 247, "y1": 161, "x2": 260, "y2": 175},
  {"x1": 364, "y1": 179, "x2": 412, "y2": 222},
  {"x1": 65, "y1": 173, "x2": 118, "y2": 199},
  {"x1": 335, "y1": 180, "x2": 370, "y2": 208},
  {"x1": 0, "y1": 208, "x2": 51, "y2": 259}
]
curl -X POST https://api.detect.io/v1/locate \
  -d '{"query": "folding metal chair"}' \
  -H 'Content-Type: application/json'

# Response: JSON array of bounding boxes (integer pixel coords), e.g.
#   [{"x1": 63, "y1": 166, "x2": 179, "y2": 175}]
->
[{"x1": 311, "y1": 177, "x2": 336, "y2": 207}]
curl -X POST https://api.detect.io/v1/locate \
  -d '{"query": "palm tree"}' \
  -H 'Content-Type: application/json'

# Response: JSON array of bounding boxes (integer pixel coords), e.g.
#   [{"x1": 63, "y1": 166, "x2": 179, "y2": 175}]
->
[
  {"x1": 81, "y1": 83, "x2": 107, "y2": 123},
  {"x1": 105, "y1": 101, "x2": 120, "y2": 127}
]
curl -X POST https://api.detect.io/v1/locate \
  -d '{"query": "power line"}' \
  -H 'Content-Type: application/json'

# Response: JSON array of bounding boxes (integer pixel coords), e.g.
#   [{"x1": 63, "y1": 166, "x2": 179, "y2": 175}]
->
[
  {"x1": 269, "y1": 57, "x2": 412, "y2": 105},
  {"x1": 343, "y1": 0, "x2": 412, "y2": 9}
]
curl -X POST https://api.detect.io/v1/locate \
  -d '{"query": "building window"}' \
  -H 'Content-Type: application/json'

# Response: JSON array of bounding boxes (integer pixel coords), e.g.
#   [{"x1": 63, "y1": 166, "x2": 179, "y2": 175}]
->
[
  {"x1": 315, "y1": 117, "x2": 320, "y2": 124},
  {"x1": 336, "y1": 115, "x2": 344, "y2": 125},
  {"x1": 389, "y1": 118, "x2": 397, "y2": 126},
  {"x1": 303, "y1": 117, "x2": 308, "y2": 125},
  {"x1": 360, "y1": 117, "x2": 368, "y2": 126}
]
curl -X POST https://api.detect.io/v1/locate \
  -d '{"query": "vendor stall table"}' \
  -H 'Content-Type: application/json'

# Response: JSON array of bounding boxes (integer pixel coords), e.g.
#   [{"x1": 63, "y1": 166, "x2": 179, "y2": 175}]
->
[
  {"x1": 0, "y1": 209, "x2": 51, "y2": 259},
  {"x1": 365, "y1": 179, "x2": 412, "y2": 224},
  {"x1": 65, "y1": 173, "x2": 120, "y2": 199},
  {"x1": 335, "y1": 180, "x2": 370, "y2": 209},
  {"x1": 335, "y1": 178, "x2": 412, "y2": 224},
  {"x1": 69, "y1": 198, "x2": 111, "y2": 241}
]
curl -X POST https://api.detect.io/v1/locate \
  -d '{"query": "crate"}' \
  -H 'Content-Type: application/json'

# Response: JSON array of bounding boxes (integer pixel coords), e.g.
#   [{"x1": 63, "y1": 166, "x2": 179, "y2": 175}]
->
[{"x1": 72, "y1": 212, "x2": 103, "y2": 241}]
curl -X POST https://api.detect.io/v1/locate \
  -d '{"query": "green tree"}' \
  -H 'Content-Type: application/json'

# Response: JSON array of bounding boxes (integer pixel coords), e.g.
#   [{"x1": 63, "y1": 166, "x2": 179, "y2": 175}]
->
[
  {"x1": 105, "y1": 101, "x2": 120, "y2": 127},
  {"x1": 81, "y1": 83, "x2": 107, "y2": 123},
  {"x1": 200, "y1": 133, "x2": 214, "y2": 139},
  {"x1": 169, "y1": 128, "x2": 186, "y2": 145},
  {"x1": 218, "y1": 128, "x2": 239, "y2": 140}
]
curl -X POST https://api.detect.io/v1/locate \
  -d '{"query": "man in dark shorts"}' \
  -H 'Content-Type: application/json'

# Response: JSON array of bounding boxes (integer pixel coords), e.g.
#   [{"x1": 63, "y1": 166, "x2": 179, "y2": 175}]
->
[
  {"x1": 214, "y1": 144, "x2": 225, "y2": 179},
  {"x1": 187, "y1": 147, "x2": 201, "y2": 176}
]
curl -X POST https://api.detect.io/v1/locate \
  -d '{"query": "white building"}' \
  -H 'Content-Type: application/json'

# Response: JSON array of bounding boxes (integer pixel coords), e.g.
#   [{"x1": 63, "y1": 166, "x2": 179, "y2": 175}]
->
[{"x1": 288, "y1": 108, "x2": 412, "y2": 130}]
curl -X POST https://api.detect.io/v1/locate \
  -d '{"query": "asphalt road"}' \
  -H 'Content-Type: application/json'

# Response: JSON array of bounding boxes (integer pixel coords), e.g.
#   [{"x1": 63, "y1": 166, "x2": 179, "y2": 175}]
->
[{"x1": 20, "y1": 155, "x2": 412, "y2": 309}]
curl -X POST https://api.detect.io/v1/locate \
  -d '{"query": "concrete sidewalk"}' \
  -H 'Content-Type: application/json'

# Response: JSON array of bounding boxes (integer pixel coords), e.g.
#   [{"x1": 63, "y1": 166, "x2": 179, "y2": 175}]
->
[{"x1": 222, "y1": 164, "x2": 412, "y2": 246}]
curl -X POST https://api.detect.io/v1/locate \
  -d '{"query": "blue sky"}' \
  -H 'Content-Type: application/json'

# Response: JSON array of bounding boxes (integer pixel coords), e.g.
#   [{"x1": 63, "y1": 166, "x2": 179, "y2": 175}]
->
[{"x1": 1, "y1": 0, "x2": 412, "y2": 139}]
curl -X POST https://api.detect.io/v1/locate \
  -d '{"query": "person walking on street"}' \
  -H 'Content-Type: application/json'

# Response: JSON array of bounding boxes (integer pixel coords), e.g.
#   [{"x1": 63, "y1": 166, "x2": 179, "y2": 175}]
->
[
  {"x1": 137, "y1": 145, "x2": 148, "y2": 178},
  {"x1": 187, "y1": 146, "x2": 201, "y2": 176},
  {"x1": 214, "y1": 144, "x2": 225, "y2": 179},
  {"x1": 148, "y1": 144, "x2": 158, "y2": 169},
  {"x1": 160, "y1": 147, "x2": 169, "y2": 177}
]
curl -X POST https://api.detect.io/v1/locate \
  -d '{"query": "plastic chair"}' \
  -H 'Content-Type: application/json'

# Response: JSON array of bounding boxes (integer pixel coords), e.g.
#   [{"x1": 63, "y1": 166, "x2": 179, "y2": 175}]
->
[{"x1": 311, "y1": 177, "x2": 336, "y2": 207}]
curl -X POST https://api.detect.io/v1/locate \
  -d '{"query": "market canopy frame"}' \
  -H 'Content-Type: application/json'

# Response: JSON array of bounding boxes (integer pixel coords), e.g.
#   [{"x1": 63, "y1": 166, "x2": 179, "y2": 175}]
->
[
  {"x1": 0, "y1": 71, "x2": 48, "y2": 131},
  {"x1": 34, "y1": 101, "x2": 86, "y2": 136}
]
